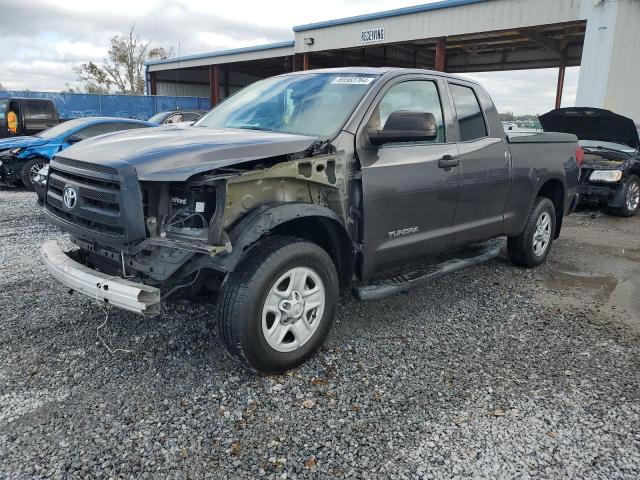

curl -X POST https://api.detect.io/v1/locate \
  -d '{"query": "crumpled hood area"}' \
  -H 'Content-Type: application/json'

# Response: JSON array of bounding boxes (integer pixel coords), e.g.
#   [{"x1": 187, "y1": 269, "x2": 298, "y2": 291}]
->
[
  {"x1": 0, "y1": 135, "x2": 48, "y2": 150},
  {"x1": 54, "y1": 125, "x2": 319, "y2": 181}
]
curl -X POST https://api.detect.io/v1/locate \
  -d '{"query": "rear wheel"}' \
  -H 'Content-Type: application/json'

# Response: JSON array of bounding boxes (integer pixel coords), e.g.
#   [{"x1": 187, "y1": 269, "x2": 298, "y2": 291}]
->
[
  {"x1": 610, "y1": 175, "x2": 639, "y2": 217},
  {"x1": 217, "y1": 236, "x2": 339, "y2": 374},
  {"x1": 508, "y1": 197, "x2": 556, "y2": 267},
  {"x1": 21, "y1": 158, "x2": 48, "y2": 191}
]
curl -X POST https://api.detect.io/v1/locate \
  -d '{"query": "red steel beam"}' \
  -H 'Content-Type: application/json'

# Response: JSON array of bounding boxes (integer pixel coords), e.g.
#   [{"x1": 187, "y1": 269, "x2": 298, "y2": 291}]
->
[
  {"x1": 302, "y1": 53, "x2": 310, "y2": 71},
  {"x1": 435, "y1": 38, "x2": 447, "y2": 71},
  {"x1": 555, "y1": 64, "x2": 566, "y2": 109},
  {"x1": 209, "y1": 65, "x2": 220, "y2": 106},
  {"x1": 150, "y1": 71, "x2": 157, "y2": 96},
  {"x1": 555, "y1": 47, "x2": 568, "y2": 109}
]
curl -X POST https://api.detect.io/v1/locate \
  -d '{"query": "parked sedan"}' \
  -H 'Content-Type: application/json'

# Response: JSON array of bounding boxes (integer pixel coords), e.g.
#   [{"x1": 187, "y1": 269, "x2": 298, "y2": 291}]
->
[{"x1": 0, "y1": 117, "x2": 155, "y2": 190}]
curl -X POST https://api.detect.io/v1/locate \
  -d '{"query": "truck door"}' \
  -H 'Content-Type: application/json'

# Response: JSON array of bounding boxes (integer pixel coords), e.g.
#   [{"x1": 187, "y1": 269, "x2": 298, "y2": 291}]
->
[
  {"x1": 357, "y1": 76, "x2": 461, "y2": 277},
  {"x1": 447, "y1": 82, "x2": 511, "y2": 245}
]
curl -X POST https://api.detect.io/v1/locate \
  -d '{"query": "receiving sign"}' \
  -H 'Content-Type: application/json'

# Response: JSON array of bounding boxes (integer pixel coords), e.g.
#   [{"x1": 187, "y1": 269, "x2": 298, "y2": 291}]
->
[{"x1": 361, "y1": 28, "x2": 385, "y2": 43}]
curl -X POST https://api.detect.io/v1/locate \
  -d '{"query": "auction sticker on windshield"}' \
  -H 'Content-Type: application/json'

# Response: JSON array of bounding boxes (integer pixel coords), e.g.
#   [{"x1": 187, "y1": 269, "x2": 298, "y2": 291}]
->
[{"x1": 331, "y1": 76, "x2": 376, "y2": 85}]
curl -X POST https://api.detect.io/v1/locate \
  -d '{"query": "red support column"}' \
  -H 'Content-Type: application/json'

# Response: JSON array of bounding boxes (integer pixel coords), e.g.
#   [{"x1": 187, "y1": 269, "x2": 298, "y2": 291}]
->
[
  {"x1": 150, "y1": 71, "x2": 157, "y2": 96},
  {"x1": 209, "y1": 65, "x2": 220, "y2": 107},
  {"x1": 302, "y1": 53, "x2": 310, "y2": 71},
  {"x1": 435, "y1": 38, "x2": 446, "y2": 72},
  {"x1": 555, "y1": 48, "x2": 567, "y2": 109},
  {"x1": 555, "y1": 65, "x2": 566, "y2": 109}
]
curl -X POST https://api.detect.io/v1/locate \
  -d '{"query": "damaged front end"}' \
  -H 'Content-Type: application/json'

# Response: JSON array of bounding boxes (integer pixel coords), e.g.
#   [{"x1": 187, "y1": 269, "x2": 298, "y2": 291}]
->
[
  {"x1": 42, "y1": 141, "x2": 349, "y2": 314},
  {"x1": 578, "y1": 149, "x2": 638, "y2": 208}
]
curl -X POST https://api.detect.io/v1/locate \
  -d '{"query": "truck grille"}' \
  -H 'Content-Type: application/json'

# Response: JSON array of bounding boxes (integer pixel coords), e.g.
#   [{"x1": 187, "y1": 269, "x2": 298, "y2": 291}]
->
[{"x1": 45, "y1": 166, "x2": 126, "y2": 237}]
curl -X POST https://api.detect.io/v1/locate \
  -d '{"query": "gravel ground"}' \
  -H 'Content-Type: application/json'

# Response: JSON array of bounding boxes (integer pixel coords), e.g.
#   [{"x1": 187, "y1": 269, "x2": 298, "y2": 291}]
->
[{"x1": 0, "y1": 189, "x2": 639, "y2": 479}]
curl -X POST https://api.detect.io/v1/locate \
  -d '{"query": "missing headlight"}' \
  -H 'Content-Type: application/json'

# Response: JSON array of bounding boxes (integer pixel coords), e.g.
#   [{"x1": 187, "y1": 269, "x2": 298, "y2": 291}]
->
[{"x1": 168, "y1": 185, "x2": 216, "y2": 228}]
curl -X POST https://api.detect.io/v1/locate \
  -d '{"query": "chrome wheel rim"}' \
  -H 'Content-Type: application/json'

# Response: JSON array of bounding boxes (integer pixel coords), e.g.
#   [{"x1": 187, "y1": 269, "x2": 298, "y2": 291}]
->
[
  {"x1": 261, "y1": 266, "x2": 325, "y2": 353},
  {"x1": 29, "y1": 162, "x2": 47, "y2": 182},
  {"x1": 626, "y1": 181, "x2": 639, "y2": 212},
  {"x1": 533, "y1": 212, "x2": 551, "y2": 257}
]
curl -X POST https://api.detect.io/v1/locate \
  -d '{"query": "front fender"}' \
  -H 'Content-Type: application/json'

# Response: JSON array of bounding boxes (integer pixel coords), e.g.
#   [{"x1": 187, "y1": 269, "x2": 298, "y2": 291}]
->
[{"x1": 208, "y1": 202, "x2": 348, "y2": 273}]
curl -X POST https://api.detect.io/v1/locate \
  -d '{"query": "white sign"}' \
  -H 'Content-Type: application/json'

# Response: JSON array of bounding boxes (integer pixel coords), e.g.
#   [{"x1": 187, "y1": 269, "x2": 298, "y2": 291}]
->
[
  {"x1": 331, "y1": 76, "x2": 376, "y2": 85},
  {"x1": 361, "y1": 28, "x2": 385, "y2": 43}
]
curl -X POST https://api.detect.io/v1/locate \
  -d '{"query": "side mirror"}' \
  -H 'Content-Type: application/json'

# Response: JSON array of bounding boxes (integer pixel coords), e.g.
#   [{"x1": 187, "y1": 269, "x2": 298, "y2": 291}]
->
[
  {"x1": 66, "y1": 135, "x2": 83, "y2": 144},
  {"x1": 367, "y1": 111, "x2": 438, "y2": 146}
]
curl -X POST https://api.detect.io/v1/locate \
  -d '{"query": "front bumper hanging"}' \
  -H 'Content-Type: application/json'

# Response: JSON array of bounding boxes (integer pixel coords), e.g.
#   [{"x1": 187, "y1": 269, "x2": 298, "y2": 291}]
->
[{"x1": 40, "y1": 240, "x2": 161, "y2": 316}]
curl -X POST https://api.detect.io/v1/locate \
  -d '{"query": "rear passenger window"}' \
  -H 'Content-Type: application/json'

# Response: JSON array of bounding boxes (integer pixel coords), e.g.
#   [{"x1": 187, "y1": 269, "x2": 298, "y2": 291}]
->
[
  {"x1": 25, "y1": 101, "x2": 55, "y2": 120},
  {"x1": 182, "y1": 112, "x2": 200, "y2": 122},
  {"x1": 450, "y1": 84, "x2": 488, "y2": 141}
]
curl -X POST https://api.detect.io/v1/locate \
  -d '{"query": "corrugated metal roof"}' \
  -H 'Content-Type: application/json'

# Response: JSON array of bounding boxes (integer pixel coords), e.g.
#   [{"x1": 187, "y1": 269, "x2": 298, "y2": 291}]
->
[
  {"x1": 293, "y1": 0, "x2": 489, "y2": 32},
  {"x1": 145, "y1": 40, "x2": 295, "y2": 66}
]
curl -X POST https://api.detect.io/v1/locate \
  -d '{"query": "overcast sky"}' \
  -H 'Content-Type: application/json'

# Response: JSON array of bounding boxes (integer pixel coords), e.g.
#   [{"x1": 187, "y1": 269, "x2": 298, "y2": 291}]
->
[{"x1": 0, "y1": 0, "x2": 579, "y2": 115}]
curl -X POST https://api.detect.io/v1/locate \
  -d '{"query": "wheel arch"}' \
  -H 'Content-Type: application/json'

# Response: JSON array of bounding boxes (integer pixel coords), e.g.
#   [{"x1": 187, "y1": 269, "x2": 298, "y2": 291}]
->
[
  {"x1": 211, "y1": 203, "x2": 355, "y2": 289},
  {"x1": 535, "y1": 177, "x2": 565, "y2": 238}
]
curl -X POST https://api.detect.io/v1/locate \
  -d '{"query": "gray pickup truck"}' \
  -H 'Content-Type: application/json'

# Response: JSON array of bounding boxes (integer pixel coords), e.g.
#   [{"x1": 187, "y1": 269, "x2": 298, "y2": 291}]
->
[{"x1": 40, "y1": 68, "x2": 579, "y2": 373}]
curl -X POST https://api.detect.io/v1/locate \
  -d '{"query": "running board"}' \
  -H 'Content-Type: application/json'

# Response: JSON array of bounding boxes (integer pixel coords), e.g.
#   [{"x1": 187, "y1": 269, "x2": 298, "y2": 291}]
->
[{"x1": 353, "y1": 243, "x2": 501, "y2": 301}]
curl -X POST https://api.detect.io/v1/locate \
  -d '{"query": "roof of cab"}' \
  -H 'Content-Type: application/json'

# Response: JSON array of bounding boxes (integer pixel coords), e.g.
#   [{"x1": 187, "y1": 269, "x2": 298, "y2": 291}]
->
[{"x1": 280, "y1": 66, "x2": 479, "y2": 84}]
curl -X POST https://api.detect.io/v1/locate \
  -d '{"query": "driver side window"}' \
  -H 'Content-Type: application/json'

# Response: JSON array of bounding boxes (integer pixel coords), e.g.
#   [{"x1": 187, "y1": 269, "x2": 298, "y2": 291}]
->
[{"x1": 368, "y1": 80, "x2": 445, "y2": 143}]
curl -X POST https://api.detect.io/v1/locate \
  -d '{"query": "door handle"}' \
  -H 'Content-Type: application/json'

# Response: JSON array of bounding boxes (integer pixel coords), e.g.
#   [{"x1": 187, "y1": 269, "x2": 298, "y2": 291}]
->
[{"x1": 438, "y1": 155, "x2": 459, "y2": 169}]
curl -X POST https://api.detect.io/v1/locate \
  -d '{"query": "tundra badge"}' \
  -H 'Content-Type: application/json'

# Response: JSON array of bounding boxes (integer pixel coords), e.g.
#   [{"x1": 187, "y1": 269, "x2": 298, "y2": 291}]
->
[{"x1": 388, "y1": 227, "x2": 419, "y2": 238}]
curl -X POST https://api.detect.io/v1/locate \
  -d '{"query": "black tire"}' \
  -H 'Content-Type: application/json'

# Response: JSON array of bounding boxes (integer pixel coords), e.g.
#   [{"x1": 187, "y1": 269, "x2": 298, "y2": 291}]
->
[
  {"x1": 217, "y1": 236, "x2": 339, "y2": 374},
  {"x1": 507, "y1": 197, "x2": 556, "y2": 268},
  {"x1": 609, "y1": 175, "x2": 639, "y2": 217},
  {"x1": 20, "y1": 158, "x2": 48, "y2": 191}
]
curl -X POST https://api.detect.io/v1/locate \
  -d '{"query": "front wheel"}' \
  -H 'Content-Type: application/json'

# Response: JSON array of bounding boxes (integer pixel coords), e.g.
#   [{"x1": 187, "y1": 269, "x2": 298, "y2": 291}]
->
[
  {"x1": 610, "y1": 175, "x2": 639, "y2": 217},
  {"x1": 21, "y1": 158, "x2": 48, "y2": 191},
  {"x1": 217, "y1": 236, "x2": 339, "y2": 374},
  {"x1": 507, "y1": 197, "x2": 556, "y2": 267}
]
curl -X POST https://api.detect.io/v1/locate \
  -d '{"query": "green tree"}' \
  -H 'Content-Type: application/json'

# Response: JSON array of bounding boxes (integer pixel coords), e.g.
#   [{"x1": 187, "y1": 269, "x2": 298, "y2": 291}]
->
[{"x1": 74, "y1": 25, "x2": 171, "y2": 95}]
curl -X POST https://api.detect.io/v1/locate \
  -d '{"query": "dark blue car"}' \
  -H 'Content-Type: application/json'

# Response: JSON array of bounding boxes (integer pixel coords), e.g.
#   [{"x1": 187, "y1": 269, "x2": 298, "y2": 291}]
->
[{"x1": 0, "y1": 117, "x2": 155, "y2": 190}]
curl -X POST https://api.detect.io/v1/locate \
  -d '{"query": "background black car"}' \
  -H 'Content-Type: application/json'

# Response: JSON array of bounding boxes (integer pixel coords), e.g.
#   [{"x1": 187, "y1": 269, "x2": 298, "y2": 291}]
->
[
  {"x1": 540, "y1": 108, "x2": 640, "y2": 217},
  {"x1": 0, "y1": 97, "x2": 59, "y2": 138}
]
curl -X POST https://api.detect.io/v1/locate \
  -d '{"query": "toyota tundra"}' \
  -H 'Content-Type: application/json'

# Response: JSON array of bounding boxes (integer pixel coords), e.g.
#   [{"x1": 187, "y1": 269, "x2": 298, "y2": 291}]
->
[{"x1": 40, "y1": 68, "x2": 579, "y2": 373}]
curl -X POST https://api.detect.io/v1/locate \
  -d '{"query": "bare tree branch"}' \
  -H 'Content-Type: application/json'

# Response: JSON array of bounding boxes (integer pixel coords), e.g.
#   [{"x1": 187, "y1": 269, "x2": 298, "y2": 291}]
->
[{"x1": 74, "y1": 25, "x2": 172, "y2": 95}]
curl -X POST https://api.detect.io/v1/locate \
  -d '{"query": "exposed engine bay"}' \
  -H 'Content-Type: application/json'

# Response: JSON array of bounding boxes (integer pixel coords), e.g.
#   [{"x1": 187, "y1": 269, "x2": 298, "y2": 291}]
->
[{"x1": 69, "y1": 145, "x2": 352, "y2": 292}]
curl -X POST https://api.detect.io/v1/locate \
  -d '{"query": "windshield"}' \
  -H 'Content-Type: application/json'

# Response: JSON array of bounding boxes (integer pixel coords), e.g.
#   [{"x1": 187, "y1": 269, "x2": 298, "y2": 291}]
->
[
  {"x1": 196, "y1": 73, "x2": 379, "y2": 138},
  {"x1": 36, "y1": 118, "x2": 88, "y2": 139},
  {"x1": 148, "y1": 112, "x2": 170, "y2": 123},
  {"x1": 579, "y1": 139, "x2": 637, "y2": 154}
]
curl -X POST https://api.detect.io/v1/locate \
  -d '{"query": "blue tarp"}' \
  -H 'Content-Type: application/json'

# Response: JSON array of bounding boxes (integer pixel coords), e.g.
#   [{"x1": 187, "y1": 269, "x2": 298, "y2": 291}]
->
[{"x1": 0, "y1": 91, "x2": 211, "y2": 120}]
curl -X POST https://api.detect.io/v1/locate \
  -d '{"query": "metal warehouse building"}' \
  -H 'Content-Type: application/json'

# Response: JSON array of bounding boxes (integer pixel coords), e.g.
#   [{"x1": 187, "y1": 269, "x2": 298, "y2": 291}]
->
[{"x1": 146, "y1": 0, "x2": 640, "y2": 120}]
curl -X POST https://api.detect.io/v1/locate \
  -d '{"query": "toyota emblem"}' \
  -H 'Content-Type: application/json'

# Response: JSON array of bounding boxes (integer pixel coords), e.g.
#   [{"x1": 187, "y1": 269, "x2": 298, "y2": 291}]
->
[{"x1": 63, "y1": 186, "x2": 77, "y2": 209}]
